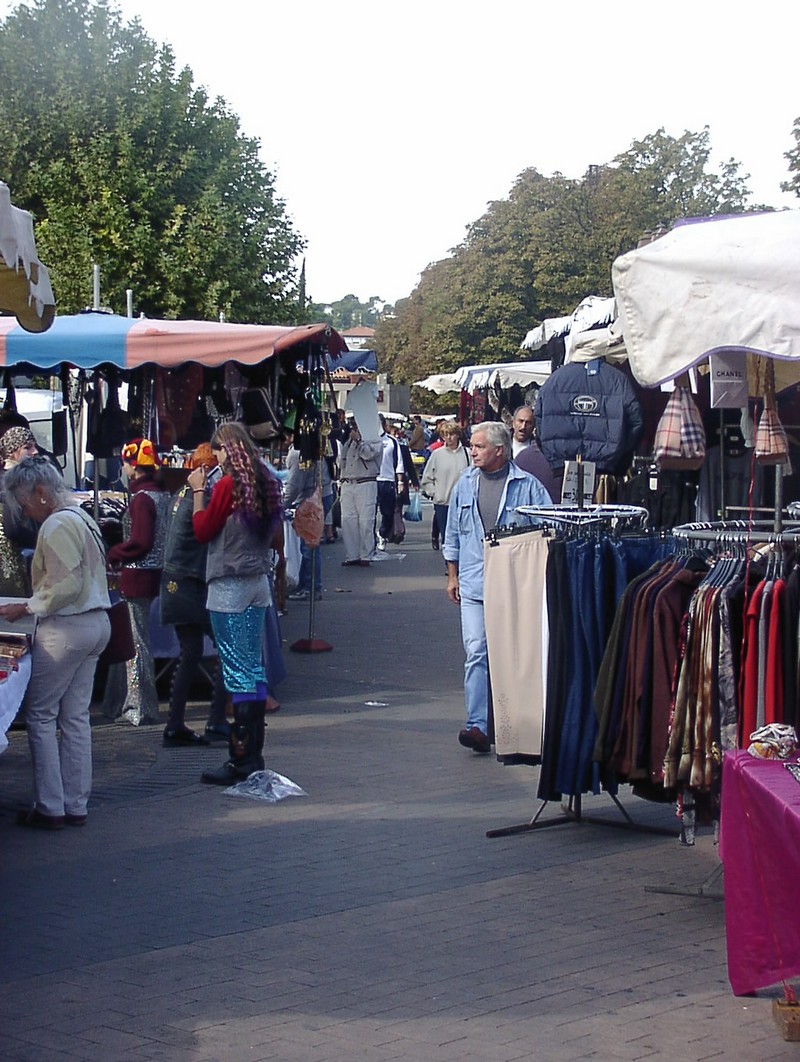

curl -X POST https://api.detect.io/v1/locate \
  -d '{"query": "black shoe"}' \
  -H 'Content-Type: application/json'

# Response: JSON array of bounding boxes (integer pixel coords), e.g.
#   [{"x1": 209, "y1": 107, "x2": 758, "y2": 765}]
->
[
  {"x1": 458, "y1": 726, "x2": 491, "y2": 754},
  {"x1": 17, "y1": 808, "x2": 65, "y2": 830},
  {"x1": 432, "y1": 538, "x2": 440, "y2": 551},
  {"x1": 204, "y1": 722, "x2": 231, "y2": 741},
  {"x1": 201, "y1": 760, "x2": 258, "y2": 786},
  {"x1": 163, "y1": 727, "x2": 210, "y2": 747},
  {"x1": 201, "y1": 761, "x2": 247, "y2": 786}
]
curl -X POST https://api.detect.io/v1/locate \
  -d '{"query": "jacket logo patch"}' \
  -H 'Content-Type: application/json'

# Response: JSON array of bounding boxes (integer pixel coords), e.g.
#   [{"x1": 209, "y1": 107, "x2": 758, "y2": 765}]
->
[{"x1": 572, "y1": 395, "x2": 599, "y2": 414}]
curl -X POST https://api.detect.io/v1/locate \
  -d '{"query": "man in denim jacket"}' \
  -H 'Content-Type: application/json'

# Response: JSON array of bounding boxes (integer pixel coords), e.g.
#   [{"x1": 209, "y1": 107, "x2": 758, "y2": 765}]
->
[{"x1": 443, "y1": 421, "x2": 551, "y2": 754}]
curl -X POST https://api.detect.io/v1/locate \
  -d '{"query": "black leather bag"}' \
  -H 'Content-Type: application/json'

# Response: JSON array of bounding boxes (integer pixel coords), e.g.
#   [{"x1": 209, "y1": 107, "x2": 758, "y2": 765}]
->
[
  {"x1": 240, "y1": 387, "x2": 281, "y2": 440},
  {"x1": 389, "y1": 506, "x2": 405, "y2": 545}
]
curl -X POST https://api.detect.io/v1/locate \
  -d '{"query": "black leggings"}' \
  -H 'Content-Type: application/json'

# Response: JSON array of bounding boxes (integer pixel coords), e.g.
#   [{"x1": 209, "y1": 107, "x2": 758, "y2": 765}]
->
[{"x1": 167, "y1": 623, "x2": 227, "y2": 730}]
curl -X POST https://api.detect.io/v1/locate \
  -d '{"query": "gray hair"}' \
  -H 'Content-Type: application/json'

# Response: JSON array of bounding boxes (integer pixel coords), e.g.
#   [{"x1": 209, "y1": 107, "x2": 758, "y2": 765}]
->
[
  {"x1": 4, "y1": 455, "x2": 72, "y2": 518},
  {"x1": 471, "y1": 421, "x2": 511, "y2": 459}
]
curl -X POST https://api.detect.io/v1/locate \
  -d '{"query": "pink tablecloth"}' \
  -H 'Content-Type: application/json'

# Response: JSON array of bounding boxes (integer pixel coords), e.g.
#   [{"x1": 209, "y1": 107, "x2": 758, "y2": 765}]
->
[{"x1": 720, "y1": 750, "x2": 800, "y2": 995}]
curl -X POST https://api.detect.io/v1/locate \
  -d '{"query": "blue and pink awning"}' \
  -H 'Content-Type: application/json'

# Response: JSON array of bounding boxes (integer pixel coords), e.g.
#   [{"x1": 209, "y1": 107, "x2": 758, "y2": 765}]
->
[{"x1": 0, "y1": 312, "x2": 346, "y2": 370}]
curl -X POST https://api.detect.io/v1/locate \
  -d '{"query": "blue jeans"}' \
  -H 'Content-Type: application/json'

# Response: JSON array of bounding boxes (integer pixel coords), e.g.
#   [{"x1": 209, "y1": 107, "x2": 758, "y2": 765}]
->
[
  {"x1": 460, "y1": 596, "x2": 489, "y2": 733},
  {"x1": 298, "y1": 539, "x2": 322, "y2": 593}
]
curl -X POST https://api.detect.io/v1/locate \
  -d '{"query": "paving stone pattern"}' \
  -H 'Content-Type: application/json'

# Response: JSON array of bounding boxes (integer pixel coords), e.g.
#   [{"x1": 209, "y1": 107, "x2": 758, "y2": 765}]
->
[{"x1": 0, "y1": 516, "x2": 795, "y2": 1061}]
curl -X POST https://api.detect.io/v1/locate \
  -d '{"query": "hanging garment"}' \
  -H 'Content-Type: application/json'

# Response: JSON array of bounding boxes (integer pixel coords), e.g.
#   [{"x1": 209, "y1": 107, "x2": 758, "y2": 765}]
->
[
  {"x1": 535, "y1": 359, "x2": 644, "y2": 475},
  {"x1": 484, "y1": 530, "x2": 550, "y2": 760}
]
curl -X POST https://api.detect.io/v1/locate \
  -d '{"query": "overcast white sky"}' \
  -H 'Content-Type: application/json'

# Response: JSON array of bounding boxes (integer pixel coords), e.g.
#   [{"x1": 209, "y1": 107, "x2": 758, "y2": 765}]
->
[{"x1": 6, "y1": 0, "x2": 800, "y2": 306}]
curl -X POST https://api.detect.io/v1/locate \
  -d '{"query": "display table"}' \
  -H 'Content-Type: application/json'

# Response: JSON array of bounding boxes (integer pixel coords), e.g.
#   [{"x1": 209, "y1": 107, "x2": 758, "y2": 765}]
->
[
  {"x1": 0, "y1": 653, "x2": 32, "y2": 754},
  {"x1": 720, "y1": 750, "x2": 800, "y2": 995}
]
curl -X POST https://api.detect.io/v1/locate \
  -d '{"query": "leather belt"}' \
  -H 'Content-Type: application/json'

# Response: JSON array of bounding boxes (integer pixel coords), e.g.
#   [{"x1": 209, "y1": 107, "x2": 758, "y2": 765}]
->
[{"x1": 342, "y1": 476, "x2": 376, "y2": 484}]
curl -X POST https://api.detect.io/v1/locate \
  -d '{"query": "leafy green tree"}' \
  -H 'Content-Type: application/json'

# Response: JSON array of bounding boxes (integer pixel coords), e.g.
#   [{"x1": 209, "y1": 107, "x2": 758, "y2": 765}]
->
[
  {"x1": 0, "y1": 0, "x2": 305, "y2": 322},
  {"x1": 376, "y1": 128, "x2": 753, "y2": 384},
  {"x1": 307, "y1": 293, "x2": 392, "y2": 331},
  {"x1": 783, "y1": 115, "x2": 800, "y2": 196}
]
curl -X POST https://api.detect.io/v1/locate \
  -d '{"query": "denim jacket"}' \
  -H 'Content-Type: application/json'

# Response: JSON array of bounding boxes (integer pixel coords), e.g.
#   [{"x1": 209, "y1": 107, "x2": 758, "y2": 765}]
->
[{"x1": 442, "y1": 462, "x2": 551, "y2": 600}]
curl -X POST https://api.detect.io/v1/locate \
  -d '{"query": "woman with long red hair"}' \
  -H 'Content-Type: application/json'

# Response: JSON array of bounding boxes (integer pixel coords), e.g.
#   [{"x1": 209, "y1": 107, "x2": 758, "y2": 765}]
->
[{"x1": 189, "y1": 422, "x2": 283, "y2": 784}]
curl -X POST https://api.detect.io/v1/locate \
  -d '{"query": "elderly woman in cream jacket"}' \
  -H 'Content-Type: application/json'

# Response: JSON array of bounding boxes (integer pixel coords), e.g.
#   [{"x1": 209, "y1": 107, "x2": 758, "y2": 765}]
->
[{"x1": 0, "y1": 456, "x2": 110, "y2": 830}]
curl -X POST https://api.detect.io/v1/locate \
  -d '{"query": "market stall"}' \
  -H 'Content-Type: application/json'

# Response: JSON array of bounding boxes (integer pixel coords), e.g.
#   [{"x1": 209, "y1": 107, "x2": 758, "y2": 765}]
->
[
  {"x1": 0, "y1": 310, "x2": 346, "y2": 486},
  {"x1": 415, "y1": 360, "x2": 552, "y2": 429},
  {"x1": 0, "y1": 310, "x2": 345, "y2": 745},
  {"x1": 482, "y1": 214, "x2": 800, "y2": 949}
]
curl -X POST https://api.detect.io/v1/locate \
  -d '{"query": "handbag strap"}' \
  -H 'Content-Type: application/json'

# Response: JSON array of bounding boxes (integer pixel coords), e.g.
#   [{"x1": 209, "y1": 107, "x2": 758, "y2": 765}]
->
[{"x1": 62, "y1": 506, "x2": 107, "y2": 561}]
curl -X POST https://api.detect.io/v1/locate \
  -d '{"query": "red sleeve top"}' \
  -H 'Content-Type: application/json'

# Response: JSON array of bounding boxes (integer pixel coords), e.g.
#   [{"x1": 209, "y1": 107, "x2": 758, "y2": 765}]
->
[{"x1": 192, "y1": 475, "x2": 234, "y2": 543}]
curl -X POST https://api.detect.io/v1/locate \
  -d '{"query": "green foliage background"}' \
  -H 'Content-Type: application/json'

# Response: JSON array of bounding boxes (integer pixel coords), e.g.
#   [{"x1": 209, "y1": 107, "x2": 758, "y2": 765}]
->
[
  {"x1": 374, "y1": 128, "x2": 762, "y2": 384},
  {"x1": 0, "y1": 0, "x2": 305, "y2": 322}
]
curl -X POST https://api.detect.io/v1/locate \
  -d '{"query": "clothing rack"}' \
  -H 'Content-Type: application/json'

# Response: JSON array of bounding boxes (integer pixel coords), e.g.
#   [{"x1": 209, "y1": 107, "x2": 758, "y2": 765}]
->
[
  {"x1": 485, "y1": 515, "x2": 679, "y2": 841},
  {"x1": 513, "y1": 502, "x2": 650, "y2": 529},
  {"x1": 671, "y1": 519, "x2": 800, "y2": 545},
  {"x1": 485, "y1": 791, "x2": 680, "y2": 839}
]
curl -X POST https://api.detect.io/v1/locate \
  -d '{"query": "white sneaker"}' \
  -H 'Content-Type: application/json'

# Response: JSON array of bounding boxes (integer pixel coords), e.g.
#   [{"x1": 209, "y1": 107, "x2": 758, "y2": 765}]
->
[{"x1": 377, "y1": 536, "x2": 387, "y2": 551}]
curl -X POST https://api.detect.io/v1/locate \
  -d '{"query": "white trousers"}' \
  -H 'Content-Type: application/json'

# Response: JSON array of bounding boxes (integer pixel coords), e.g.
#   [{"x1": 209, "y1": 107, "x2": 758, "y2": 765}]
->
[
  {"x1": 24, "y1": 610, "x2": 110, "y2": 817},
  {"x1": 340, "y1": 481, "x2": 377, "y2": 562}
]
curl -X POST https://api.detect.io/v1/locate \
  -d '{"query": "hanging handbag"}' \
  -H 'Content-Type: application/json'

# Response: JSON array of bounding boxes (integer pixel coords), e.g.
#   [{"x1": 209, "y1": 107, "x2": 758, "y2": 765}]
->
[
  {"x1": 99, "y1": 598, "x2": 135, "y2": 666},
  {"x1": 240, "y1": 386, "x2": 281, "y2": 441},
  {"x1": 754, "y1": 361, "x2": 790, "y2": 466},
  {"x1": 292, "y1": 487, "x2": 324, "y2": 548},
  {"x1": 653, "y1": 385, "x2": 706, "y2": 470}
]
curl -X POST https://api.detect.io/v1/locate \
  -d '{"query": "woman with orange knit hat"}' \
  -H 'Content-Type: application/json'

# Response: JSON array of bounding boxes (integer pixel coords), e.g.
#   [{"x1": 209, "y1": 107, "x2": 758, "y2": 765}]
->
[{"x1": 103, "y1": 438, "x2": 171, "y2": 726}]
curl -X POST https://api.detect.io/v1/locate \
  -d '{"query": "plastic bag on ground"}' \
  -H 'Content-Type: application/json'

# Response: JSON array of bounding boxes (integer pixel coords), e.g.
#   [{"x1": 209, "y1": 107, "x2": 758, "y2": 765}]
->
[{"x1": 224, "y1": 769, "x2": 308, "y2": 802}]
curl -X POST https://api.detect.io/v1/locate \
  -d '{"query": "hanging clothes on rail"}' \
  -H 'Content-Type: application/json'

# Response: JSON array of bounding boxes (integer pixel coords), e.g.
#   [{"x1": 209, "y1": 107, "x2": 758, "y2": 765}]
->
[
  {"x1": 483, "y1": 509, "x2": 671, "y2": 800},
  {"x1": 484, "y1": 530, "x2": 550, "y2": 759}
]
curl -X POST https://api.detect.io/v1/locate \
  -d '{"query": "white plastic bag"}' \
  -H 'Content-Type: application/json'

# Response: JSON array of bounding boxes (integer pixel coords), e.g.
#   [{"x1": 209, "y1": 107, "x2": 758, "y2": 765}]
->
[{"x1": 224, "y1": 769, "x2": 308, "y2": 803}]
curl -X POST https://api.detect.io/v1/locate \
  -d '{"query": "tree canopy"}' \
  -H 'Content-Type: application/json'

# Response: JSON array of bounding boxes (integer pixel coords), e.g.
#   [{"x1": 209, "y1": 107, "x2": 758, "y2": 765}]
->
[
  {"x1": 0, "y1": 0, "x2": 305, "y2": 322},
  {"x1": 375, "y1": 128, "x2": 754, "y2": 384},
  {"x1": 783, "y1": 115, "x2": 800, "y2": 198}
]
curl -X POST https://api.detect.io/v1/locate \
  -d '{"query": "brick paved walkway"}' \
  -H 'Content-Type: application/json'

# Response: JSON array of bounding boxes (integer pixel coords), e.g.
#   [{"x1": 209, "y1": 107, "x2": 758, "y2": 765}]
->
[{"x1": 0, "y1": 516, "x2": 796, "y2": 1060}]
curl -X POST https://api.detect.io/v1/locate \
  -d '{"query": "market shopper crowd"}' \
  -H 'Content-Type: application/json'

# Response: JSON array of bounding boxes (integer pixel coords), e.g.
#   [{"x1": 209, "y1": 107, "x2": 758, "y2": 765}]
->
[{"x1": 1, "y1": 399, "x2": 560, "y2": 828}]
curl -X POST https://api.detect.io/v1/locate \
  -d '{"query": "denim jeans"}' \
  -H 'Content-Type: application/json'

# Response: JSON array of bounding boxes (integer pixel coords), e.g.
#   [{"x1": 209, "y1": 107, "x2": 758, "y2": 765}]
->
[{"x1": 460, "y1": 596, "x2": 489, "y2": 733}]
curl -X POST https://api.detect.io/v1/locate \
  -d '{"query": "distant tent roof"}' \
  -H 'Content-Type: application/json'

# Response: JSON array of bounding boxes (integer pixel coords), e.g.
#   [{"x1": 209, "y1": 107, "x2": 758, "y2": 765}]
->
[
  {"x1": 416, "y1": 362, "x2": 551, "y2": 395},
  {"x1": 521, "y1": 296, "x2": 615, "y2": 356},
  {"x1": 414, "y1": 372, "x2": 460, "y2": 394}
]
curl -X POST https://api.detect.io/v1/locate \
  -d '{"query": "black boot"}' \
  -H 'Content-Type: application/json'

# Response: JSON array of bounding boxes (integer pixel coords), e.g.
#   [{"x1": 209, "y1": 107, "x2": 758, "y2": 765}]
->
[
  {"x1": 201, "y1": 699, "x2": 262, "y2": 785},
  {"x1": 254, "y1": 704, "x2": 266, "y2": 771}
]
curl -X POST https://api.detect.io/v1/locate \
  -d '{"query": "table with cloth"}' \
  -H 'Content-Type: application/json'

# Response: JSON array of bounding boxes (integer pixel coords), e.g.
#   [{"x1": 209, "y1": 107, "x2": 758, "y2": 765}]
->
[
  {"x1": 0, "y1": 654, "x2": 32, "y2": 754},
  {"x1": 720, "y1": 750, "x2": 800, "y2": 995}
]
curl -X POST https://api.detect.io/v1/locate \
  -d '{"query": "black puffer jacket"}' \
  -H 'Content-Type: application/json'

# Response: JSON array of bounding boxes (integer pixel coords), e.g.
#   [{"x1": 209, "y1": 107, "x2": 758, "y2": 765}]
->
[{"x1": 534, "y1": 359, "x2": 644, "y2": 474}]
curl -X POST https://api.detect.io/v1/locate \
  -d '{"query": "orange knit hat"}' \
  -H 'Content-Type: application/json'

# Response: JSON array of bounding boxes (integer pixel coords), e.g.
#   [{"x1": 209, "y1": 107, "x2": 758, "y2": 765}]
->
[{"x1": 121, "y1": 438, "x2": 160, "y2": 467}]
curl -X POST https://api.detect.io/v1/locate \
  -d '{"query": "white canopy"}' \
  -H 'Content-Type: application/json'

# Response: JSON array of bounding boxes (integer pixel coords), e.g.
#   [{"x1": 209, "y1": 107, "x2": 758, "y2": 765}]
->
[
  {"x1": 612, "y1": 212, "x2": 800, "y2": 389},
  {"x1": 521, "y1": 295, "x2": 616, "y2": 355},
  {"x1": 416, "y1": 362, "x2": 551, "y2": 395},
  {"x1": 0, "y1": 181, "x2": 55, "y2": 333},
  {"x1": 414, "y1": 372, "x2": 460, "y2": 395}
]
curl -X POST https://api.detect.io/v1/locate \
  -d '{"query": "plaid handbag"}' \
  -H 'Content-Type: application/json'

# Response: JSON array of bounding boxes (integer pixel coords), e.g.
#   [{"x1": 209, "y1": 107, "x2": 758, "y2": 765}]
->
[
  {"x1": 653, "y1": 386, "x2": 706, "y2": 470},
  {"x1": 755, "y1": 360, "x2": 790, "y2": 465}
]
